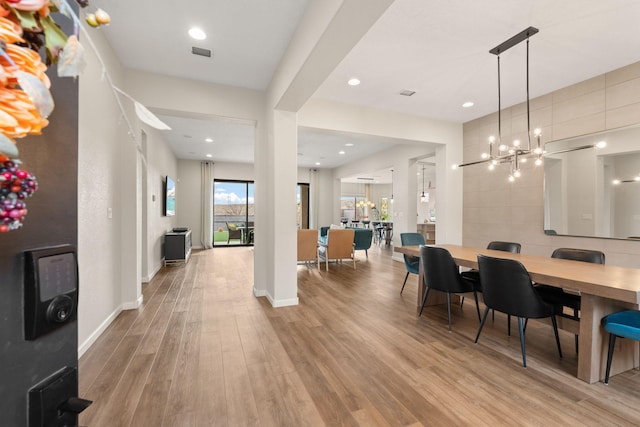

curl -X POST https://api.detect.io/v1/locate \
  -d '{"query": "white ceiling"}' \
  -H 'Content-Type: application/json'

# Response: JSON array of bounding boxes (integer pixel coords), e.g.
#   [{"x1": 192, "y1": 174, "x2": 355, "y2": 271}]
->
[{"x1": 93, "y1": 0, "x2": 640, "y2": 168}]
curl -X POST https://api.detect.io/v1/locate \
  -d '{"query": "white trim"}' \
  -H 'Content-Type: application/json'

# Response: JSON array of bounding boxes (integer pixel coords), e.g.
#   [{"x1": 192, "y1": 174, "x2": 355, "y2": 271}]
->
[
  {"x1": 253, "y1": 286, "x2": 267, "y2": 297},
  {"x1": 122, "y1": 294, "x2": 144, "y2": 311},
  {"x1": 142, "y1": 264, "x2": 162, "y2": 283},
  {"x1": 266, "y1": 292, "x2": 299, "y2": 307},
  {"x1": 78, "y1": 305, "x2": 122, "y2": 357}
]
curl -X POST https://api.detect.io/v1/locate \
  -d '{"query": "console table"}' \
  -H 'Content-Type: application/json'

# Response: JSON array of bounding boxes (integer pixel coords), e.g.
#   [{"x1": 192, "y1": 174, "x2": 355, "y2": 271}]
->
[{"x1": 164, "y1": 229, "x2": 192, "y2": 266}]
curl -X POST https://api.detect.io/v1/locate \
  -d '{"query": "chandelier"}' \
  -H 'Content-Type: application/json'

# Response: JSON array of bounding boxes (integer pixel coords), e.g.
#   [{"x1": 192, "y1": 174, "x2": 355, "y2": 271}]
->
[{"x1": 453, "y1": 27, "x2": 605, "y2": 181}]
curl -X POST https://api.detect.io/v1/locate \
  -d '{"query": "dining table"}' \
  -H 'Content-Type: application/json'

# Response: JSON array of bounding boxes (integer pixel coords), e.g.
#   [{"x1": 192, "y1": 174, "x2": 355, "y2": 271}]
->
[{"x1": 395, "y1": 243, "x2": 640, "y2": 383}]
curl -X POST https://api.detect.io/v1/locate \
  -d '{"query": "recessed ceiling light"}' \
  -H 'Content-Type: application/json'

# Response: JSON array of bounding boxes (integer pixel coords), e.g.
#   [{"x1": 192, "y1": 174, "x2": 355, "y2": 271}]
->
[
  {"x1": 206, "y1": 154, "x2": 212, "y2": 158},
  {"x1": 315, "y1": 162, "x2": 321, "y2": 166},
  {"x1": 345, "y1": 143, "x2": 354, "y2": 147},
  {"x1": 399, "y1": 89, "x2": 416, "y2": 96},
  {"x1": 347, "y1": 78, "x2": 360, "y2": 86},
  {"x1": 205, "y1": 137, "x2": 213, "y2": 142},
  {"x1": 462, "y1": 101, "x2": 474, "y2": 108},
  {"x1": 189, "y1": 27, "x2": 206, "y2": 40},
  {"x1": 339, "y1": 150, "x2": 345, "y2": 155}
]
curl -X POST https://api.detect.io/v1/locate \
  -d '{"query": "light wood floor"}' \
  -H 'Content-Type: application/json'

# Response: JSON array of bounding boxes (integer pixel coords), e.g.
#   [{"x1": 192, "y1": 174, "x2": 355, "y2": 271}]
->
[{"x1": 79, "y1": 245, "x2": 640, "y2": 426}]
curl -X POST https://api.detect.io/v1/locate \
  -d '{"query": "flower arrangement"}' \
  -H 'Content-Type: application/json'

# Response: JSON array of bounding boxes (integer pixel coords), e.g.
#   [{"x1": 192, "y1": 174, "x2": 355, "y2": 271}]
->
[{"x1": 0, "y1": 0, "x2": 109, "y2": 231}]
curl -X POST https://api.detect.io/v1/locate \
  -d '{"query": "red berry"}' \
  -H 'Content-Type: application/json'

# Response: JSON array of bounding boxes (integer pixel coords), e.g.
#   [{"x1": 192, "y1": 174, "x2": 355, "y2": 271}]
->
[
  {"x1": 16, "y1": 170, "x2": 27, "y2": 179},
  {"x1": 0, "y1": 225, "x2": 8, "y2": 232}
]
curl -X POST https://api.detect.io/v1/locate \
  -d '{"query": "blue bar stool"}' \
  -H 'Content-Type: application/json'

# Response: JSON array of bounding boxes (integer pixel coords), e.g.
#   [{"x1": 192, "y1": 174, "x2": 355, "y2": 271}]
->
[{"x1": 602, "y1": 310, "x2": 640, "y2": 384}]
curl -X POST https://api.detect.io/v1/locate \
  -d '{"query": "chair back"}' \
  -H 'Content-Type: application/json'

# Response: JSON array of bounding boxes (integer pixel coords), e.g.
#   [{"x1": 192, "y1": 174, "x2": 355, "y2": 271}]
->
[
  {"x1": 400, "y1": 233, "x2": 425, "y2": 272},
  {"x1": 297, "y1": 229, "x2": 318, "y2": 262},
  {"x1": 421, "y1": 246, "x2": 472, "y2": 294},
  {"x1": 477, "y1": 254, "x2": 553, "y2": 319},
  {"x1": 487, "y1": 241, "x2": 521, "y2": 253},
  {"x1": 551, "y1": 248, "x2": 604, "y2": 264},
  {"x1": 326, "y1": 229, "x2": 355, "y2": 259}
]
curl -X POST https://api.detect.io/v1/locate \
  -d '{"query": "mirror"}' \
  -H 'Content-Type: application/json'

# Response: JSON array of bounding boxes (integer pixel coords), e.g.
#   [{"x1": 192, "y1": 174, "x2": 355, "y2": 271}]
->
[{"x1": 544, "y1": 125, "x2": 640, "y2": 239}]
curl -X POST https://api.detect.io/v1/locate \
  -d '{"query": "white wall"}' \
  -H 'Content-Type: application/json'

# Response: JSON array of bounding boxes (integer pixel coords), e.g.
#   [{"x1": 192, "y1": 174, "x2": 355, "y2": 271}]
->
[
  {"x1": 462, "y1": 61, "x2": 640, "y2": 268},
  {"x1": 142, "y1": 125, "x2": 178, "y2": 281},
  {"x1": 78, "y1": 25, "x2": 180, "y2": 355},
  {"x1": 78, "y1": 25, "x2": 140, "y2": 354}
]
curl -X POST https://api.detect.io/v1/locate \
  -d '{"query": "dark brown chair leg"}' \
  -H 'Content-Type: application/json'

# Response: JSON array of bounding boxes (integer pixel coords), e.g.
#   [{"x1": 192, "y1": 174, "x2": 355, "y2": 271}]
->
[
  {"x1": 419, "y1": 287, "x2": 431, "y2": 316},
  {"x1": 474, "y1": 307, "x2": 491, "y2": 343},
  {"x1": 400, "y1": 272, "x2": 410, "y2": 294}
]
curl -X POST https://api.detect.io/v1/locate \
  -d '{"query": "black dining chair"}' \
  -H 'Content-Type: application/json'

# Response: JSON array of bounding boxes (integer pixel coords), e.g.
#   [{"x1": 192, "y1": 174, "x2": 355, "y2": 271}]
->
[
  {"x1": 419, "y1": 246, "x2": 481, "y2": 331},
  {"x1": 535, "y1": 248, "x2": 605, "y2": 353},
  {"x1": 399, "y1": 233, "x2": 425, "y2": 294},
  {"x1": 460, "y1": 241, "x2": 521, "y2": 333},
  {"x1": 474, "y1": 254, "x2": 563, "y2": 368}
]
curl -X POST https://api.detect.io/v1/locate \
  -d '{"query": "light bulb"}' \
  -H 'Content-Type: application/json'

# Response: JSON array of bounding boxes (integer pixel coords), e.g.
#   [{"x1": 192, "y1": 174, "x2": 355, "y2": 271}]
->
[
  {"x1": 514, "y1": 170, "x2": 521, "y2": 178},
  {"x1": 488, "y1": 163, "x2": 495, "y2": 171},
  {"x1": 613, "y1": 179, "x2": 621, "y2": 185},
  {"x1": 533, "y1": 147, "x2": 543, "y2": 154},
  {"x1": 492, "y1": 159, "x2": 498, "y2": 165},
  {"x1": 520, "y1": 158, "x2": 527, "y2": 163},
  {"x1": 508, "y1": 175, "x2": 515, "y2": 182},
  {"x1": 535, "y1": 158, "x2": 543, "y2": 166},
  {"x1": 513, "y1": 139, "x2": 520, "y2": 147},
  {"x1": 635, "y1": 176, "x2": 640, "y2": 182},
  {"x1": 499, "y1": 144, "x2": 508, "y2": 151},
  {"x1": 451, "y1": 164, "x2": 459, "y2": 170},
  {"x1": 489, "y1": 136, "x2": 496, "y2": 143},
  {"x1": 481, "y1": 153, "x2": 489, "y2": 159},
  {"x1": 595, "y1": 141, "x2": 607, "y2": 149},
  {"x1": 533, "y1": 128, "x2": 542, "y2": 136}
]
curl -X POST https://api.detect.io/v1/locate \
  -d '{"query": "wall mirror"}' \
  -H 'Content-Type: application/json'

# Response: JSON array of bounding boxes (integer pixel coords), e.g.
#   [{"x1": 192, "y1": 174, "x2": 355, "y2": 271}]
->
[{"x1": 544, "y1": 125, "x2": 640, "y2": 239}]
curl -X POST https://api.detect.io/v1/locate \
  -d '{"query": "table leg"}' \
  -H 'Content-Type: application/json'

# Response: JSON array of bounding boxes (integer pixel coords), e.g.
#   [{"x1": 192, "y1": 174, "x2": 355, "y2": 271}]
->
[{"x1": 578, "y1": 294, "x2": 639, "y2": 383}]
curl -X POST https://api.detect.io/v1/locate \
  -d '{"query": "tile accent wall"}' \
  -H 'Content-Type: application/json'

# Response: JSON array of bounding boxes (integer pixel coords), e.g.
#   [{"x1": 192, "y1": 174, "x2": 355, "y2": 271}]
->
[{"x1": 462, "y1": 61, "x2": 640, "y2": 267}]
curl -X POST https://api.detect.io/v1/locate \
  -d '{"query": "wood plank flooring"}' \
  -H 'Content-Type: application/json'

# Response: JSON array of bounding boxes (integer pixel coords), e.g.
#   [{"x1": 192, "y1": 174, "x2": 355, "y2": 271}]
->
[{"x1": 79, "y1": 245, "x2": 640, "y2": 426}]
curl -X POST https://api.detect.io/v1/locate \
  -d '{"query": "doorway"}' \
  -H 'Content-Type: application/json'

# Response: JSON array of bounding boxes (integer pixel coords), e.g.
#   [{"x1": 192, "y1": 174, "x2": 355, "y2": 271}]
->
[{"x1": 213, "y1": 180, "x2": 254, "y2": 246}]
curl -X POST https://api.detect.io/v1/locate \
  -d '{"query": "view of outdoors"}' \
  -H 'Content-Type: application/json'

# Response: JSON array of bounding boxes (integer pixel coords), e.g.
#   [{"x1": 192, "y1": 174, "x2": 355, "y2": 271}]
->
[{"x1": 213, "y1": 181, "x2": 254, "y2": 246}]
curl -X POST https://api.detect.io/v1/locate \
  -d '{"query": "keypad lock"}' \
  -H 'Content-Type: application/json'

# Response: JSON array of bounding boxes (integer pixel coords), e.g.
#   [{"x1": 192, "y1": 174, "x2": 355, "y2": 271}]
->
[
  {"x1": 46, "y1": 295, "x2": 75, "y2": 323},
  {"x1": 24, "y1": 245, "x2": 78, "y2": 340}
]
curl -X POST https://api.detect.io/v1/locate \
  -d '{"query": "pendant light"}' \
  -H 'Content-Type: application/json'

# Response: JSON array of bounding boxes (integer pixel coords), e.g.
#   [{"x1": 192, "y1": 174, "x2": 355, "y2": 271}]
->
[
  {"x1": 420, "y1": 164, "x2": 427, "y2": 203},
  {"x1": 390, "y1": 168, "x2": 394, "y2": 204},
  {"x1": 452, "y1": 27, "x2": 605, "y2": 179}
]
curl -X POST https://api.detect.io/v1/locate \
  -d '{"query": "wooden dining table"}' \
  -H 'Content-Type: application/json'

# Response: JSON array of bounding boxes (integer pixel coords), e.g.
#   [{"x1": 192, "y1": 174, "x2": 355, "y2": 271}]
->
[{"x1": 395, "y1": 244, "x2": 640, "y2": 383}]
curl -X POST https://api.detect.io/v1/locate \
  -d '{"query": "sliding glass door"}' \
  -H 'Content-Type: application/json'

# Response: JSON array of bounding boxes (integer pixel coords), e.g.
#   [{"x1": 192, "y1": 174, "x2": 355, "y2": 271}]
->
[{"x1": 213, "y1": 180, "x2": 254, "y2": 247}]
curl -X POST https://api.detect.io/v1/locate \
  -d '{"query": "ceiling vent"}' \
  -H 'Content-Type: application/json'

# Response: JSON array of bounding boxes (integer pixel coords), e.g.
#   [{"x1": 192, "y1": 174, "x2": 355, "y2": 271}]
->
[
  {"x1": 192, "y1": 47, "x2": 212, "y2": 58},
  {"x1": 399, "y1": 89, "x2": 416, "y2": 96}
]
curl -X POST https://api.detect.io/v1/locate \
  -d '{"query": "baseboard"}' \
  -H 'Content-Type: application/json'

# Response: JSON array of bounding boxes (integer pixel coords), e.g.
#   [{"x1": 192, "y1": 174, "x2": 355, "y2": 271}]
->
[
  {"x1": 122, "y1": 294, "x2": 144, "y2": 310},
  {"x1": 78, "y1": 305, "x2": 122, "y2": 358},
  {"x1": 391, "y1": 253, "x2": 404, "y2": 263},
  {"x1": 142, "y1": 263, "x2": 162, "y2": 283},
  {"x1": 253, "y1": 286, "x2": 267, "y2": 297},
  {"x1": 265, "y1": 292, "x2": 299, "y2": 307}
]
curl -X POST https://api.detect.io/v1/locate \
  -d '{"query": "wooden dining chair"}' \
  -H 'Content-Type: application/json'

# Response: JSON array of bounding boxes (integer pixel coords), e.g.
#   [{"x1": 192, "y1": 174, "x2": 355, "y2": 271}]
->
[
  {"x1": 297, "y1": 229, "x2": 319, "y2": 267},
  {"x1": 474, "y1": 254, "x2": 563, "y2": 368},
  {"x1": 318, "y1": 228, "x2": 355, "y2": 271}
]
